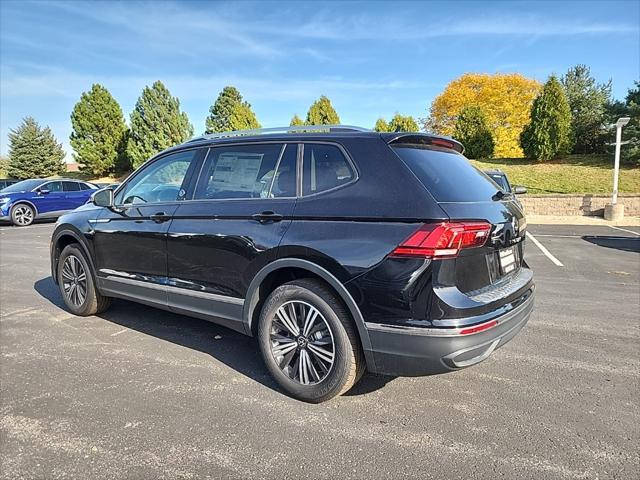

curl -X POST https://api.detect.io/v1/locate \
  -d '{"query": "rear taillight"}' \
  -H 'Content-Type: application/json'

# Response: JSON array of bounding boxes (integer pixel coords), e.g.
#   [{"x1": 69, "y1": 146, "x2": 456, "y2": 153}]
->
[{"x1": 391, "y1": 222, "x2": 491, "y2": 258}]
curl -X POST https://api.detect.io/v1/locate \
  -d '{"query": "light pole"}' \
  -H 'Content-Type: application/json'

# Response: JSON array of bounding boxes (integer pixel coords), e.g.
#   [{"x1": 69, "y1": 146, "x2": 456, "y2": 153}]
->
[{"x1": 605, "y1": 116, "x2": 631, "y2": 221}]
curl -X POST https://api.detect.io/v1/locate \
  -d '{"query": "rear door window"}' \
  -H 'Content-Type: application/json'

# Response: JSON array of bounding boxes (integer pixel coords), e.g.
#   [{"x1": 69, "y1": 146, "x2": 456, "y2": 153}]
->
[
  {"x1": 302, "y1": 143, "x2": 354, "y2": 196},
  {"x1": 194, "y1": 144, "x2": 286, "y2": 200},
  {"x1": 63, "y1": 181, "x2": 80, "y2": 192},
  {"x1": 392, "y1": 146, "x2": 499, "y2": 202}
]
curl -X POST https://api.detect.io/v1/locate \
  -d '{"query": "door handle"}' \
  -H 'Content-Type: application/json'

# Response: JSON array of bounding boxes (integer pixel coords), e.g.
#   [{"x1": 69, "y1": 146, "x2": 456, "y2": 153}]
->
[
  {"x1": 149, "y1": 212, "x2": 172, "y2": 223},
  {"x1": 251, "y1": 211, "x2": 283, "y2": 223}
]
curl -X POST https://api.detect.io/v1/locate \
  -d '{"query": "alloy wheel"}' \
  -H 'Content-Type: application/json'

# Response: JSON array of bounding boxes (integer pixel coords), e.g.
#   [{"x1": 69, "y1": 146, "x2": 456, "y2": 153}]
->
[
  {"x1": 13, "y1": 205, "x2": 33, "y2": 226},
  {"x1": 61, "y1": 255, "x2": 87, "y2": 307},
  {"x1": 270, "y1": 300, "x2": 335, "y2": 385}
]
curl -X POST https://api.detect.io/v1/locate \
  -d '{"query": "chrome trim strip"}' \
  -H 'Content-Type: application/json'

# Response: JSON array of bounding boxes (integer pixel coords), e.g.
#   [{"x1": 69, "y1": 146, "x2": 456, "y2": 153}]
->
[
  {"x1": 169, "y1": 286, "x2": 244, "y2": 305},
  {"x1": 365, "y1": 293, "x2": 533, "y2": 337},
  {"x1": 446, "y1": 339, "x2": 501, "y2": 368},
  {"x1": 103, "y1": 275, "x2": 244, "y2": 305}
]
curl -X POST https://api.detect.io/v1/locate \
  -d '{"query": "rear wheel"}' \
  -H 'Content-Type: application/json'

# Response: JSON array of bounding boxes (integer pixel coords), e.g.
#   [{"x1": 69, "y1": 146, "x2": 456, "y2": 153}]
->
[
  {"x1": 11, "y1": 203, "x2": 35, "y2": 226},
  {"x1": 258, "y1": 278, "x2": 364, "y2": 403},
  {"x1": 57, "y1": 244, "x2": 112, "y2": 316}
]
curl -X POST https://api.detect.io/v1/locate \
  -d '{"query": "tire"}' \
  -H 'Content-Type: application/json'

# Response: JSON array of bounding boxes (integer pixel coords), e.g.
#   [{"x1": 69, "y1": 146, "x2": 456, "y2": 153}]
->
[
  {"x1": 57, "y1": 244, "x2": 112, "y2": 316},
  {"x1": 10, "y1": 203, "x2": 35, "y2": 226},
  {"x1": 258, "y1": 278, "x2": 365, "y2": 403}
]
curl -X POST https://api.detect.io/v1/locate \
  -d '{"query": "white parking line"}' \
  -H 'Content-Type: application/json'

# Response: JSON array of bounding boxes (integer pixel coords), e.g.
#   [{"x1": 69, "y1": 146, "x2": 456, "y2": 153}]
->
[
  {"x1": 0, "y1": 224, "x2": 55, "y2": 232},
  {"x1": 608, "y1": 225, "x2": 640, "y2": 236},
  {"x1": 110, "y1": 328, "x2": 129, "y2": 337},
  {"x1": 526, "y1": 232, "x2": 564, "y2": 267}
]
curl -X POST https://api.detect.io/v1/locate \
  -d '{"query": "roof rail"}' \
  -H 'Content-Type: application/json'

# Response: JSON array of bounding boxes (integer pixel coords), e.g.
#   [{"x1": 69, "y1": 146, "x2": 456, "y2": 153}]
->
[{"x1": 190, "y1": 125, "x2": 370, "y2": 142}]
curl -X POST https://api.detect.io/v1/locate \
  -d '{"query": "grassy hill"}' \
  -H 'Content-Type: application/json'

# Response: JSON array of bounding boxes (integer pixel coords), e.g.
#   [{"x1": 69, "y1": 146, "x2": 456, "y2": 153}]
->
[{"x1": 471, "y1": 155, "x2": 640, "y2": 194}]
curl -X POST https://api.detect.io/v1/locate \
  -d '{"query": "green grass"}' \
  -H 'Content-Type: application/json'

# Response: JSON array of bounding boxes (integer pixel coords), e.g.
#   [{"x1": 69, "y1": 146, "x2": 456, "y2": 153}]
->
[{"x1": 471, "y1": 155, "x2": 640, "y2": 194}]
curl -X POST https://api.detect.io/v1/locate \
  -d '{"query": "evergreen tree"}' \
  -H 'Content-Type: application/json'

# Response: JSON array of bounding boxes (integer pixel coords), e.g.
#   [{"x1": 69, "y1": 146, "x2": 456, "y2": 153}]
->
[
  {"x1": 606, "y1": 81, "x2": 640, "y2": 166},
  {"x1": 206, "y1": 86, "x2": 260, "y2": 134},
  {"x1": 561, "y1": 64, "x2": 612, "y2": 154},
  {"x1": 374, "y1": 118, "x2": 391, "y2": 132},
  {"x1": 290, "y1": 114, "x2": 305, "y2": 127},
  {"x1": 305, "y1": 95, "x2": 340, "y2": 125},
  {"x1": 520, "y1": 76, "x2": 572, "y2": 161},
  {"x1": 70, "y1": 84, "x2": 129, "y2": 176},
  {"x1": 7, "y1": 117, "x2": 66, "y2": 179},
  {"x1": 388, "y1": 113, "x2": 419, "y2": 132},
  {"x1": 453, "y1": 106, "x2": 495, "y2": 159},
  {"x1": 127, "y1": 81, "x2": 193, "y2": 169}
]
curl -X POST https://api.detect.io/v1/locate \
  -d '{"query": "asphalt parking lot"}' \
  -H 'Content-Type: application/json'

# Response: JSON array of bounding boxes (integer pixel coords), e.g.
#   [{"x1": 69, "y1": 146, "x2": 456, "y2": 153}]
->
[{"x1": 1, "y1": 222, "x2": 638, "y2": 479}]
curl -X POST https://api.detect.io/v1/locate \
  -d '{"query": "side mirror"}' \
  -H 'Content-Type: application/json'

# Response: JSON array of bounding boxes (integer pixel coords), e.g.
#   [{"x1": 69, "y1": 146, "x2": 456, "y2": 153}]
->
[
  {"x1": 513, "y1": 185, "x2": 527, "y2": 195},
  {"x1": 37, "y1": 188, "x2": 50, "y2": 195},
  {"x1": 91, "y1": 188, "x2": 114, "y2": 207}
]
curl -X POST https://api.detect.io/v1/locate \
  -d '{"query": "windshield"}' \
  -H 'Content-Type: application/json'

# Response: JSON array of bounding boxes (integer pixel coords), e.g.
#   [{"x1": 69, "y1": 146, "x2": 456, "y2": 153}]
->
[{"x1": 0, "y1": 179, "x2": 44, "y2": 193}]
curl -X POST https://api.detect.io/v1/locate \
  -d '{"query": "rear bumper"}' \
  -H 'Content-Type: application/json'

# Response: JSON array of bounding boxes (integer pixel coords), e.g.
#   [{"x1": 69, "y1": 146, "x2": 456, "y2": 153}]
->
[{"x1": 364, "y1": 288, "x2": 534, "y2": 376}]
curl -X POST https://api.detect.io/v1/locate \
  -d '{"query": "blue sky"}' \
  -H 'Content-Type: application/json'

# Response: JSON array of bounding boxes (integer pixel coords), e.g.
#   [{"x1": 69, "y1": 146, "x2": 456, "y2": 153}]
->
[{"x1": 1, "y1": 0, "x2": 638, "y2": 159}]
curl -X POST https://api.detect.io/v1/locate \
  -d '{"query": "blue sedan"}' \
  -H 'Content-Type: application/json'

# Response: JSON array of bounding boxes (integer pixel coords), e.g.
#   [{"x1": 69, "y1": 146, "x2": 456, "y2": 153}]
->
[{"x1": 0, "y1": 178, "x2": 98, "y2": 226}]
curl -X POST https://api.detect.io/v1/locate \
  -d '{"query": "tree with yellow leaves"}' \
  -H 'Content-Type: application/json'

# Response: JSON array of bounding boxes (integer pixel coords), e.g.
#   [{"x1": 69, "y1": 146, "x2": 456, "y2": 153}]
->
[{"x1": 426, "y1": 73, "x2": 541, "y2": 158}]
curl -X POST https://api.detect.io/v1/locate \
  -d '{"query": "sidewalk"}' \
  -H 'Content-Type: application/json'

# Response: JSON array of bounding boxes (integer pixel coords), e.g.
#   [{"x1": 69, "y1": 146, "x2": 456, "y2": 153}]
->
[{"x1": 527, "y1": 214, "x2": 640, "y2": 226}]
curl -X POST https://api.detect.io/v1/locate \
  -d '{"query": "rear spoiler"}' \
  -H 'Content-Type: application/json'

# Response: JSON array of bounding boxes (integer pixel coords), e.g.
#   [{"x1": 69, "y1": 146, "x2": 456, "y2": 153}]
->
[{"x1": 381, "y1": 133, "x2": 464, "y2": 154}]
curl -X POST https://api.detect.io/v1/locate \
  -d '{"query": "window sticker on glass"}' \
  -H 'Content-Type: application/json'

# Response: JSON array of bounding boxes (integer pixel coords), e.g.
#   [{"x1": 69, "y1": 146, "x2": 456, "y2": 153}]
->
[{"x1": 211, "y1": 153, "x2": 264, "y2": 193}]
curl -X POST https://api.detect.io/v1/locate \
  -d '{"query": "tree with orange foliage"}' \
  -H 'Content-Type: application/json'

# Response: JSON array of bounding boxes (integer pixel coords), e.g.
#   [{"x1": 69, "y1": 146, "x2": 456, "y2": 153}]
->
[{"x1": 426, "y1": 73, "x2": 541, "y2": 158}]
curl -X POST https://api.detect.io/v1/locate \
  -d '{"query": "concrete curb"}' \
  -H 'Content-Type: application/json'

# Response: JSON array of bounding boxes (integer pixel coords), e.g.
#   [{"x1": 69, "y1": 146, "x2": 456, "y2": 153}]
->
[{"x1": 527, "y1": 214, "x2": 640, "y2": 226}]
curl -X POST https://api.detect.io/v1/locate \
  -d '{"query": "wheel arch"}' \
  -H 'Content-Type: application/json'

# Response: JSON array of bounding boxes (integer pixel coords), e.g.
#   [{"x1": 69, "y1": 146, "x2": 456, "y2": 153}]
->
[
  {"x1": 51, "y1": 228, "x2": 96, "y2": 285},
  {"x1": 243, "y1": 258, "x2": 375, "y2": 370},
  {"x1": 10, "y1": 200, "x2": 39, "y2": 216}
]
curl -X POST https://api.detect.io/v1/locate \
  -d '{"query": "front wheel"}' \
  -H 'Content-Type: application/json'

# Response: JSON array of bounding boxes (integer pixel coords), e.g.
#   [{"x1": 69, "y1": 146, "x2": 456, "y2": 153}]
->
[
  {"x1": 11, "y1": 203, "x2": 35, "y2": 226},
  {"x1": 57, "y1": 244, "x2": 112, "y2": 316},
  {"x1": 258, "y1": 279, "x2": 364, "y2": 403}
]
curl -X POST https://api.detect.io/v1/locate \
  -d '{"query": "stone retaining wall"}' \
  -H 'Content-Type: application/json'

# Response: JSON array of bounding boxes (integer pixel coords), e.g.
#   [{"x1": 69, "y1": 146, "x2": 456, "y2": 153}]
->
[{"x1": 519, "y1": 194, "x2": 640, "y2": 217}]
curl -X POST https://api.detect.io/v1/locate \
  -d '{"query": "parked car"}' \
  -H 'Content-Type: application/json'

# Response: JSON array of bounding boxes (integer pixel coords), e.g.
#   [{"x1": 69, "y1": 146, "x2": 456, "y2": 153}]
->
[
  {"x1": 484, "y1": 169, "x2": 527, "y2": 208},
  {"x1": 50, "y1": 126, "x2": 534, "y2": 402},
  {"x1": 0, "y1": 178, "x2": 19, "y2": 190},
  {"x1": 0, "y1": 178, "x2": 97, "y2": 226},
  {"x1": 484, "y1": 169, "x2": 527, "y2": 195},
  {"x1": 91, "y1": 182, "x2": 120, "y2": 190}
]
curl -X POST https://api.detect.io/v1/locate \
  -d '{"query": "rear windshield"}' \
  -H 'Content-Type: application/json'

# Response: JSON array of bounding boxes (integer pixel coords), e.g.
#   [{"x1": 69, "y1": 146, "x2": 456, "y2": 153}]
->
[{"x1": 392, "y1": 145, "x2": 500, "y2": 202}]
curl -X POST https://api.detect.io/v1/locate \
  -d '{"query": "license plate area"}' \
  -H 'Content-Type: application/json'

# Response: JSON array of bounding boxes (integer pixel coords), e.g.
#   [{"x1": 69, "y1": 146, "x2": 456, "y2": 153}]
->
[{"x1": 499, "y1": 247, "x2": 517, "y2": 274}]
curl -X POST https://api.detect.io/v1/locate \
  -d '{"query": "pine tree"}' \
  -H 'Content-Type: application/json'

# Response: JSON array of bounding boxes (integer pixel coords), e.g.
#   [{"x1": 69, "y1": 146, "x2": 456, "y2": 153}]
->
[
  {"x1": 305, "y1": 96, "x2": 340, "y2": 125},
  {"x1": 374, "y1": 118, "x2": 391, "y2": 132},
  {"x1": 606, "y1": 81, "x2": 640, "y2": 166},
  {"x1": 290, "y1": 114, "x2": 305, "y2": 127},
  {"x1": 453, "y1": 106, "x2": 495, "y2": 159},
  {"x1": 206, "y1": 86, "x2": 260, "y2": 134},
  {"x1": 520, "y1": 76, "x2": 572, "y2": 161},
  {"x1": 388, "y1": 114, "x2": 419, "y2": 132},
  {"x1": 70, "y1": 84, "x2": 129, "y2": 176},
  {"x1": 561, "y1": 64, "x2": 612, "y2": 154},
  {"x1": 127, "y1": 81, "x2": 193, "y2": 169},
  {"x1": 7, "y1": 117, "x2": 66, "y2": 179}
]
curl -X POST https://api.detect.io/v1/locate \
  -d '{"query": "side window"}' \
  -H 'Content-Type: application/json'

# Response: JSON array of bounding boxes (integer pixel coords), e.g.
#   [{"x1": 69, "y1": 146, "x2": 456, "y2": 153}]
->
[
  {"x1": 42, "y1": 181, "x2": 62, "y2": 192},
  {"x1": 194, "y1": 144, "x2": 285, "y2": 200},
  {"x1": 302, "y1": 144, "x2": 354, "y2": 196},
  {"x1": 63, "y1": 181, "x2": 80, "y2": 192},
  {"x1": 78, "y1": 183, "x2": 91, "y2": 190},
  {"x1": 115, "y1": 149, "x2": 198, "y2": 205}
]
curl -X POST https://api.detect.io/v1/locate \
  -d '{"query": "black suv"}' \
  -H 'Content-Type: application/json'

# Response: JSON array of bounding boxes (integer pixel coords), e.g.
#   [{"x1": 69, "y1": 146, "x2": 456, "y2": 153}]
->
[{"x1": 50, "y1": 126, "x2": 534, "y2": 402}]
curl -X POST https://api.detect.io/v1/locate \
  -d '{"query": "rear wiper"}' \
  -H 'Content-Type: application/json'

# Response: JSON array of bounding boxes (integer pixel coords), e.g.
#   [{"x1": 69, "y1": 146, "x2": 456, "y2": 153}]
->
[{"x1": 492, "y1": 190, "x2": 513, "y2": 201}]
